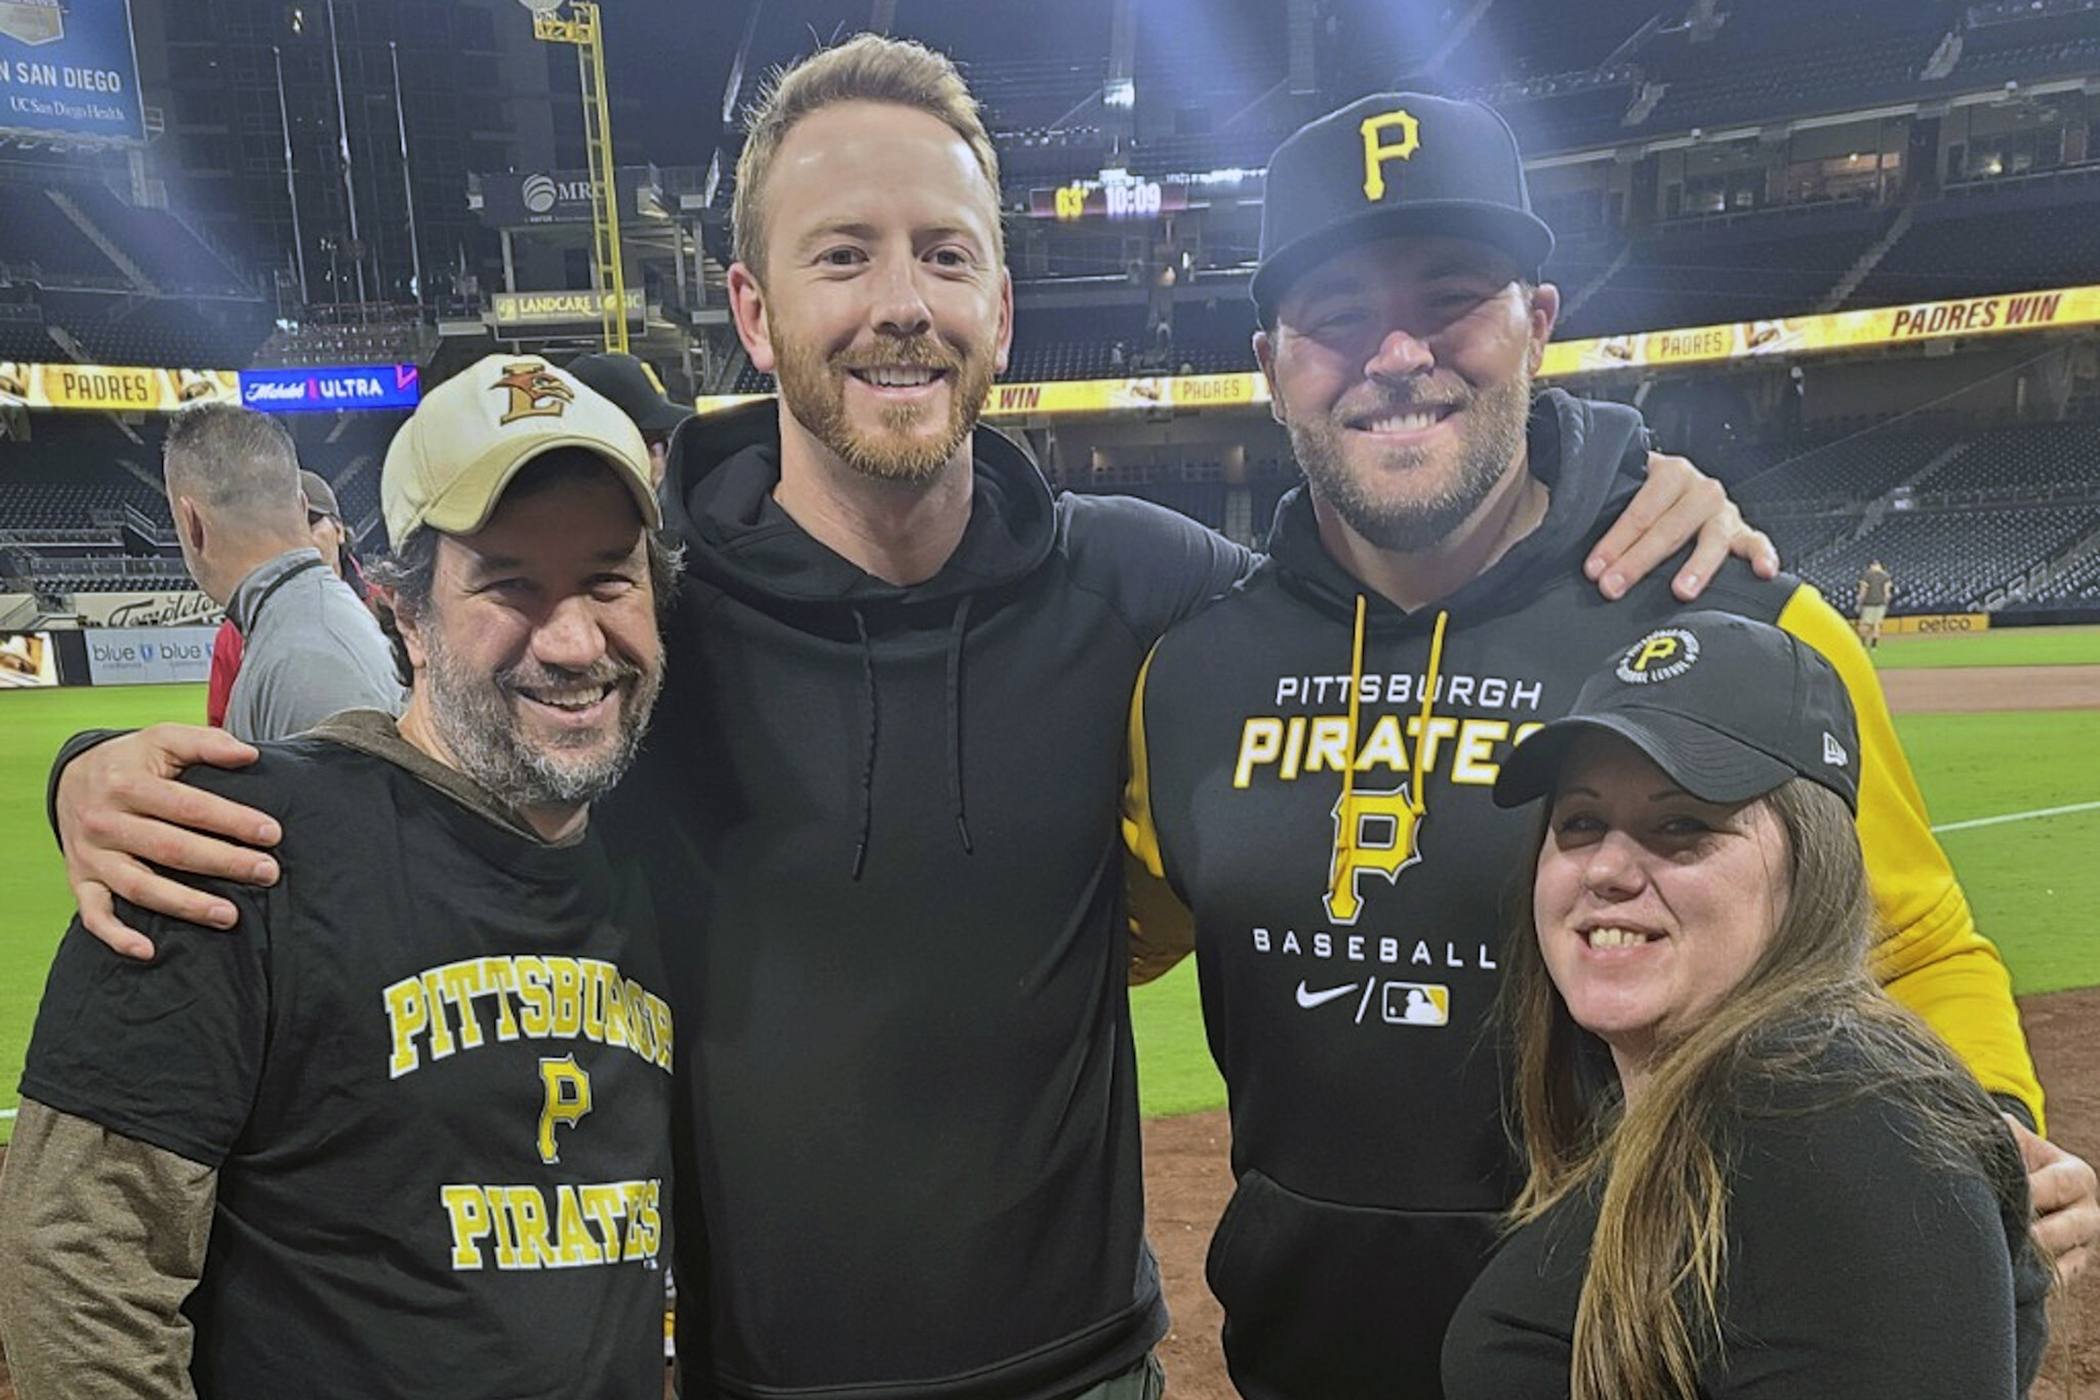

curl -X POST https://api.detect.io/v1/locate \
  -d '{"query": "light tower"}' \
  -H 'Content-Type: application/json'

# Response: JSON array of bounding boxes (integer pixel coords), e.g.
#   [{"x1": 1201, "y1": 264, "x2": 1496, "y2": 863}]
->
[{"x1": 517, "y1": 0, "x2": 630, "y2": 353}]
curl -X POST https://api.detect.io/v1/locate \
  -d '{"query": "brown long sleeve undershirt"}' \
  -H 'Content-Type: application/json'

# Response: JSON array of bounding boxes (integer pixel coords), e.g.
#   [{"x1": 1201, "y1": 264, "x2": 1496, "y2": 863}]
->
[{"x1": 0, "y1": 1099, "x2": 216, "y2": 1399}]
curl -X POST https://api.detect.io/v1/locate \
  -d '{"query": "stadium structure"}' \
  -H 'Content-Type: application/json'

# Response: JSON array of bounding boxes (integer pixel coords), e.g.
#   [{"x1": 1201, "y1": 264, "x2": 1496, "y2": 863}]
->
[{"x1": 2, "y1": 0, "x2": 2098, "y2": 685}]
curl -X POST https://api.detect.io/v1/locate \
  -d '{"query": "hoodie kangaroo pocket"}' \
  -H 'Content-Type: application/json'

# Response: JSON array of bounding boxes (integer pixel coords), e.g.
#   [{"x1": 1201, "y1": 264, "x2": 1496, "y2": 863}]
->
[{"x1": 1206, "y1": 1167, "x2": 1499, "y2": 1400}]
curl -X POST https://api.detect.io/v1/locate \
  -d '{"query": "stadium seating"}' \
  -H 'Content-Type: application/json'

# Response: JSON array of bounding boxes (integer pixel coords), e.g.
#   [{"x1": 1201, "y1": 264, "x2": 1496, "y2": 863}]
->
[
  {"x1": 1560, "y1": 205, "x2": 1890, "y2": 340},
  {"x1": 1846, "y1": 180, "x2": 2100, "y2": 309},
  {"x1": 0, "y1": 184, "x2": 128, "y2": 286},
  {"x1": 1801, "y1": 504, "x2": 2100, "y2": 613}
]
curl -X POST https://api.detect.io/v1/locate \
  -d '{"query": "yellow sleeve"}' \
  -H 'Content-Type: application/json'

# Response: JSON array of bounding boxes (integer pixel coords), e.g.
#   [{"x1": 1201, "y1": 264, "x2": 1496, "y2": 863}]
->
[
  {"x1": 1122, "y1": 646, "x2": 1196, "y2": 986},
  {"x1": 1778, "y1": 586, "x2": 2045, "y2": 1128}
]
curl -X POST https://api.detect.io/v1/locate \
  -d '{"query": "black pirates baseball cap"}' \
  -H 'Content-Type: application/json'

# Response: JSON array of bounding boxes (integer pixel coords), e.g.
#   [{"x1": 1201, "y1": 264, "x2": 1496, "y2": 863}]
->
[
  {"x1": 1252, "y1": 92, "x2": 1554, "y2": 319},
  {"x1": 1493, "y1": 612, "x2": 1861, "y2": 813},
  {"x1": 564, "y1": 352, "x2": 691, "y2": 435}
]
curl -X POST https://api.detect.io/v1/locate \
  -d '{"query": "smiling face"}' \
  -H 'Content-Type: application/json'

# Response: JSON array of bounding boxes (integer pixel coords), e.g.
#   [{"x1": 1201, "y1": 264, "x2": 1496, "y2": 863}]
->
[
  {"x1": 1531, "y1": 733, "x2": 1791, "y2": 1091},
  {"x1": 728, "y1": 100, "x2": 1012, "y2": 485},
  {"x1": 1256, "y1": 234, "x2": 1557, "y2": 554},
  {"x1": 397, "y1": 460, "x2": 663, "y2": 835}
]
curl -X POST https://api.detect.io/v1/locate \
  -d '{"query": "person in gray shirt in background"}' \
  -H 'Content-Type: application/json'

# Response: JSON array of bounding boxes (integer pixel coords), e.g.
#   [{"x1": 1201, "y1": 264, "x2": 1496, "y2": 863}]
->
[{"x1": 163, "y1": 403, "x2": 402, "y2": 740}]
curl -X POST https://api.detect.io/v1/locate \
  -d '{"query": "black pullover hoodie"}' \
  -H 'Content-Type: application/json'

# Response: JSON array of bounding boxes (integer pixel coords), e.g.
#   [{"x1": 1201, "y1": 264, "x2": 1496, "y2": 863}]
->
[{"x1": 610, "y1": 400, "x2": 1249, "y2": 1400}]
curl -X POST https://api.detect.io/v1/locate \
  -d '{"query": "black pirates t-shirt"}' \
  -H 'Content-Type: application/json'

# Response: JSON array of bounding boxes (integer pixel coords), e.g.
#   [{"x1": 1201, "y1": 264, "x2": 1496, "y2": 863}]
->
[{"x1": 21, "y1": 713, "x2": 674, "y2": 1399}]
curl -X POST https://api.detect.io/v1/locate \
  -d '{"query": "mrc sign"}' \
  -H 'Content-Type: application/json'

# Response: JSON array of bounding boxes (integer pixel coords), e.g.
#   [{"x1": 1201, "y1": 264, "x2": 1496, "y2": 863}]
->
[
  {"x1": 238, "y1": 365, "x2": 420, "y2": 414},
  {"x1": 474, "y1": 166, "x2": 657, "y2": 227}
]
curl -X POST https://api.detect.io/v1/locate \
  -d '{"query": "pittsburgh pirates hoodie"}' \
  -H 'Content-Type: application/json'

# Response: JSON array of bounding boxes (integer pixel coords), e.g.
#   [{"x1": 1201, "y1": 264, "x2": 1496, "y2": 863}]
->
[{"x1": 614, "y1": 400, "x2": 1249, "y2": 1400}]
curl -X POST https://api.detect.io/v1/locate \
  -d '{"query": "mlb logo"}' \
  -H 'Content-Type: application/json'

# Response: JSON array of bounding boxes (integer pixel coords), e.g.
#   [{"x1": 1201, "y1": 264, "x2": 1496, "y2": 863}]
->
[{"x1": 1381, "y1": 982, "x2": 1449, "y2": 1026}]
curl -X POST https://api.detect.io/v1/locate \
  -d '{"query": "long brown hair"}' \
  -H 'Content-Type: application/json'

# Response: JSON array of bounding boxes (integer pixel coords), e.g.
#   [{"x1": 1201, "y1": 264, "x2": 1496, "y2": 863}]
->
[{"x1": 1502, "y1": 774, "x2": 2034, "y2": 1400}]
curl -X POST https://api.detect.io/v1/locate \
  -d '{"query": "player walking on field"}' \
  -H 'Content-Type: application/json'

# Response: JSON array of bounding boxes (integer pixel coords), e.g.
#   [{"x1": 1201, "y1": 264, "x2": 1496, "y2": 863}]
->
[{"x1": 1857, "y1": 557, "x2": 1895, "y2": 646}]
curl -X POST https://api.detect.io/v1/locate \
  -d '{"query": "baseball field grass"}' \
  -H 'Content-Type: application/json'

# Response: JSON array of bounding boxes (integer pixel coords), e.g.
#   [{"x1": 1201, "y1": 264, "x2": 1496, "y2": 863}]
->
[{"x1": 4, "y1": 624, "x2": 2099, "y2": 1138}]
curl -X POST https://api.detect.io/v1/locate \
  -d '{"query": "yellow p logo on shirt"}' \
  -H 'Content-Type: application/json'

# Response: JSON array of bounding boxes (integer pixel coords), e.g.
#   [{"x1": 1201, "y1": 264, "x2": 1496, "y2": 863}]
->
[{"x1": 537, "y1": 1054, "x2": 593, "y2": 1165}]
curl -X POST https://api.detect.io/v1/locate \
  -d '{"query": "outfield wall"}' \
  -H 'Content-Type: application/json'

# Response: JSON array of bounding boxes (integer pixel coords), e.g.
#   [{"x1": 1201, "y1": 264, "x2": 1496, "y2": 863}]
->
[{"x1": 1, "y1": 590, "x2": 224, "y2": 686}]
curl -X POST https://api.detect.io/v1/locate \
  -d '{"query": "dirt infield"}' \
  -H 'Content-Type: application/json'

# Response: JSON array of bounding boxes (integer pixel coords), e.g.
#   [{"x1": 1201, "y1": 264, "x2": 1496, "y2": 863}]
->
[{"x1": 1879, "y1": 664, "x2": 2100, "y2": 712}]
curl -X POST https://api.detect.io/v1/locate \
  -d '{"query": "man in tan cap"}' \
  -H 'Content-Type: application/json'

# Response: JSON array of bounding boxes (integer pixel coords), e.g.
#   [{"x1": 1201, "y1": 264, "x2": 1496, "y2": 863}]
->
[{"x1": 0, "y1": 355, "x2": 681, "y2": 1399}]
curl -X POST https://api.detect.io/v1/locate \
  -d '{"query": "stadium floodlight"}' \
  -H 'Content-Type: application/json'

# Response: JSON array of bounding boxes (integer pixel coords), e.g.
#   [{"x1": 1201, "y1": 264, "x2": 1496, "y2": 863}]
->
[{"x1": 517, "y1": 0, "x2": 565, "y2": 13}]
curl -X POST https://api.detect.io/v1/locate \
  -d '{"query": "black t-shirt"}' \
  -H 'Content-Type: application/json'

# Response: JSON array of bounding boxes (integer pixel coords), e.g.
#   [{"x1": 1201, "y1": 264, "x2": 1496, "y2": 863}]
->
[
  {"x1": 20, "y1": 722, "x2": 675, "y2": 1399},
  {"x1": 1441, "y1": 1061, "x2": 2050, "y2": 1400}
]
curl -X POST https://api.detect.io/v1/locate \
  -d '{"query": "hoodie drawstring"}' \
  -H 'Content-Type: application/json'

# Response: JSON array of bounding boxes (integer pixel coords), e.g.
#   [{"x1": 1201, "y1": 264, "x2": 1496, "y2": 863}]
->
[
  {"x1": 846, "y1": 598, "x2": 977, "y2": 879},
  {"x1": 945, "y1": 594, "x2": 975, "y2": 855},
  {"x1": 1326, "y1": 599, "x2": 1450, "y2": 917},
  {"x1": 850, "y1": 607, "x2": 878, "y2": 880},
  {"x1": 1412, "y1": 610, "x2": 1449, "y2": 818}
]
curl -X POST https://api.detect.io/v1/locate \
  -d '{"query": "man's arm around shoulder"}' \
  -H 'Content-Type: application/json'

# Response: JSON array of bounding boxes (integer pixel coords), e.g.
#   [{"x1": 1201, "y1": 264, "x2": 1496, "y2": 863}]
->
[{"x1": 1776, "y1": 584, "x2": 2043, "y2": 1121}]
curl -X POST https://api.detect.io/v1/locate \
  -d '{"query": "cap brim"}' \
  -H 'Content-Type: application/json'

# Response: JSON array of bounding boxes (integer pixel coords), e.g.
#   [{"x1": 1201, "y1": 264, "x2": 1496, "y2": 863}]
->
[
  {"x1": 1253, "y1": 201, "x2": 1555, "y2": 316},
  {"x1": 1493, "y1": 710, "x2": 1797, "y2": 810},
  {"x1": 418, "y1": 437, "x2": 663, "y2": 537},
  {"x1": 631, "y1": 401, "x2": 690, "y2": 434}
]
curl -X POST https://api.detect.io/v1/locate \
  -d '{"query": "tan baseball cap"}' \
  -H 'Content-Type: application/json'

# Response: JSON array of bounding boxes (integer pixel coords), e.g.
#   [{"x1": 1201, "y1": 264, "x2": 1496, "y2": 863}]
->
[{"x1": 382, "y1": 353, "x2": 661, "y2": 549}]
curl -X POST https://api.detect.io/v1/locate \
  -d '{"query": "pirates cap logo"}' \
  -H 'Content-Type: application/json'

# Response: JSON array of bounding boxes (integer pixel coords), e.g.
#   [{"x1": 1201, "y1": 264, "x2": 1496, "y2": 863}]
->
[
  {"x1": 1616, "y1": 627, "x2": 1700, "y2": 684},
  {"x1": 1359, "y1": 108, "x2": 1421, "y2": 202},
  {"x1": 491, "y1": 360, "x2": 574, "y2": 425}
]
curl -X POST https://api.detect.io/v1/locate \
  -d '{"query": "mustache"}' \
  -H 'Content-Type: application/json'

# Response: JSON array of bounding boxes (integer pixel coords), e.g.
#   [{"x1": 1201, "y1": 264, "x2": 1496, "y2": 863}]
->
[
  {"x1": 831, "y1": 336, "x2": 962, "y2": 374},
  {"x1": 499, "y1": 659, "x2": 646, "y2": 694},
  {"x1": 1337, "y1": 379, "x2": 1473, "y2": 421}
]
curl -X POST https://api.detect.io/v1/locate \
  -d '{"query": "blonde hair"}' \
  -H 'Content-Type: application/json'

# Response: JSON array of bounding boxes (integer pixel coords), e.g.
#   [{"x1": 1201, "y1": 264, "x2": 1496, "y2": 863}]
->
[
  {"x1": 1502, "y1": 777, "x2": 2035, "y2": 1400},
  {"x1": 732, "y1": 33, "x2": 1004, "y2": 277}
]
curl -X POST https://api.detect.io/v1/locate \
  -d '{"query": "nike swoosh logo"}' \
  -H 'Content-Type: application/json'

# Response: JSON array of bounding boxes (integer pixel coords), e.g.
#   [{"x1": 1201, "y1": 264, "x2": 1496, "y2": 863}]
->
[{"x1": 1295, "y1": 981, "x2": 1359, "y2": 1009}]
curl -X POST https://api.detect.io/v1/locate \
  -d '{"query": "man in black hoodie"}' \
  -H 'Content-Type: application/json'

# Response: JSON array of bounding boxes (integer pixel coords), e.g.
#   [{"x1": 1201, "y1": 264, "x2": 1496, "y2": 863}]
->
[
  {"x1": 1122, "y1": 93, "x2": 2094, "y2": 1400},
  {"x1": 49, "y1": 39, "x2": 1790, "y2": 1400}
]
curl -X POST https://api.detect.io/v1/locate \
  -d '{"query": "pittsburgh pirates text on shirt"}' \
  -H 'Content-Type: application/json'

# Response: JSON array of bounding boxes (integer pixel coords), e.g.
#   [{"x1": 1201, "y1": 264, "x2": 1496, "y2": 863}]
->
[{"x1": 384, "y1": 954, "x2": 674, "y2": 1077}]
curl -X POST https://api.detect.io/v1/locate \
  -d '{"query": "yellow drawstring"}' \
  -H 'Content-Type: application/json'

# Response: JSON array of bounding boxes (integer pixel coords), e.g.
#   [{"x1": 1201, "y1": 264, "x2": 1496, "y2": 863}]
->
[{"x1": 1412, "y1": 610, "x2": 1449, "y2": 817}]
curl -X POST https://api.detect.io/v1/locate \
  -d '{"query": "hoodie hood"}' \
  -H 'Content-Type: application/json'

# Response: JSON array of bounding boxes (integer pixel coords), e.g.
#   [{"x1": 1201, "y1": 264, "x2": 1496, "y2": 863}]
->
[
  {"x1": 1263, "y1": 386, "x2": 1647, "y2": 629},
  {"x1": 661, "y1": 398, "x2": 1058, "y2": 611},
  {"x1": 658, "y1": 397, "x2": 1067, "y2": 877}
]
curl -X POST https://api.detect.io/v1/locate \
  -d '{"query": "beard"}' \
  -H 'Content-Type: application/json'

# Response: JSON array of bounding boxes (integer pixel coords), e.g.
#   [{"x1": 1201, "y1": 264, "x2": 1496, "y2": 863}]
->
[
  {"x1": 420, "y1": 621, "x2": 662, "y2": 814},
  {"x1": 1288, "y1": 363, "x2": 1533, "y2": 554},
  {"x1": 771, "y1": 325, "x2": 997, "y2": 483}
]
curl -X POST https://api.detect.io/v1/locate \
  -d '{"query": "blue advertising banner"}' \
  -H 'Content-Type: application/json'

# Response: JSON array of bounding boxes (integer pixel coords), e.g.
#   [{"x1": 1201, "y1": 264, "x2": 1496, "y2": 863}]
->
[
  {"x1": 83, "y1": 625, "x2": 216, "y2": 686},
  {"x1": 238, "y1": 364, "x2": 421, "y2": 413},
  {"x1": 0, "y1": 0, "x2": 145, "y2": 142}
]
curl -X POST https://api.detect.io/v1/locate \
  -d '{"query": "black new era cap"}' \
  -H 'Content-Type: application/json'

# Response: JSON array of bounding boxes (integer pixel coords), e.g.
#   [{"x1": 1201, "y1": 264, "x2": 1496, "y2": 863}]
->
[
  {"x1": 1253, "y1": 92, "x2": 1554, "y2": 319},
  {"x1": 1494, "y1": 612, "x2": 1861, "y2": 813}
]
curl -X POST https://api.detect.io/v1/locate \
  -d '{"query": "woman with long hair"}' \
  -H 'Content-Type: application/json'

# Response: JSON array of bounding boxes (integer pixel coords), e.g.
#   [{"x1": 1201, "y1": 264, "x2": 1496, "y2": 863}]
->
[{"x1": 1443, "y1": 611, "x2": 2051, "y2": 1400}]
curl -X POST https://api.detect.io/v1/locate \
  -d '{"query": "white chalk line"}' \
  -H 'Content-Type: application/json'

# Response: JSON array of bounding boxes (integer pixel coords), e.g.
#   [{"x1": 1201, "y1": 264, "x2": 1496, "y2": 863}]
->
[{"x1": 1933, "y1": 799, "x2": 2100, "y2": 834}]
